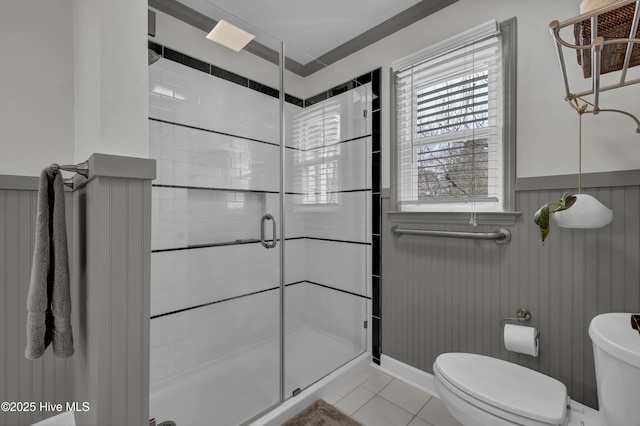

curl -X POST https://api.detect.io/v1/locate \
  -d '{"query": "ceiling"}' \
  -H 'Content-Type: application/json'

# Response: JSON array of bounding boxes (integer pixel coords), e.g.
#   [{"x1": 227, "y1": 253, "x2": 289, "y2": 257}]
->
[{"x1": 149, "y1": 0, "x2": 459, "y2": 76}]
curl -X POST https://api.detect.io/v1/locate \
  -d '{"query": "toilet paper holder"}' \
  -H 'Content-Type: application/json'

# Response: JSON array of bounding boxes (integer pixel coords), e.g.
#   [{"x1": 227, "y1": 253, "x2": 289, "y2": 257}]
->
[{"x1": 501, "y1": 308, "x2": 532, "y2": 328}]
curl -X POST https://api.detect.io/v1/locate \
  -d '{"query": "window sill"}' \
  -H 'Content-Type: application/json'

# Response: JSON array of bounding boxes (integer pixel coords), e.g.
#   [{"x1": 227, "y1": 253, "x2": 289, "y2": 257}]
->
[{"x1": 387, "y1": 210, "x2": 521, "y2": 226}]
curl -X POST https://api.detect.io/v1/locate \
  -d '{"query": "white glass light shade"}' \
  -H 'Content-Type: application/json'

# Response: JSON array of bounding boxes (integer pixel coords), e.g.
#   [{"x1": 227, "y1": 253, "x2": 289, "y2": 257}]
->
[{"x1": 552, "y1": 193, "x2": 613, "y2": 228}]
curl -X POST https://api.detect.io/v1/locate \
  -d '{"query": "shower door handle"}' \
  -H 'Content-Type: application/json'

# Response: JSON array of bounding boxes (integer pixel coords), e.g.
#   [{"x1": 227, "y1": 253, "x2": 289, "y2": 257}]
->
[{"x1": 260, "y1": 214, "x2": 277, "y2": 249}]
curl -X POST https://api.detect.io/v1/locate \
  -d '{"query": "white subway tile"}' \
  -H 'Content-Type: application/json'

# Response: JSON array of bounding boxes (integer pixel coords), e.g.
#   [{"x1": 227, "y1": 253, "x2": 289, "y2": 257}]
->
[
  {"x1": 304, "y1": 239, "x2": 368, "y2": 296},
  {"x1": 149, "y1": 59, "x2": 371, "y2": 386}
]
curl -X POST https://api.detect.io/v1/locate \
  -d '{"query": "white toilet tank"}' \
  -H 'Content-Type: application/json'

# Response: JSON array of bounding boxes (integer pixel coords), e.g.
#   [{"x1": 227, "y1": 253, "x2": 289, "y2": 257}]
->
[{"x1": 589, "y1": 312, "x2": 640, "y2": 426}]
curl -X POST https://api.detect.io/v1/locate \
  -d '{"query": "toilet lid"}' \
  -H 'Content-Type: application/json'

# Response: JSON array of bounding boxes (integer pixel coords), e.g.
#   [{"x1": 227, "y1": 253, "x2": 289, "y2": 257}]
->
[{"x1": 434, "y1": 353, "x2": 567, "y2": 425}]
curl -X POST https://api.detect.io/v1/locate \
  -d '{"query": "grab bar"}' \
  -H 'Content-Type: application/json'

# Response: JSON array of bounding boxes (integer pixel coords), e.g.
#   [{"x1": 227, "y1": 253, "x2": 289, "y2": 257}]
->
[{"x1": 391, "y1": 225, "x2": 511, "y2": 245}]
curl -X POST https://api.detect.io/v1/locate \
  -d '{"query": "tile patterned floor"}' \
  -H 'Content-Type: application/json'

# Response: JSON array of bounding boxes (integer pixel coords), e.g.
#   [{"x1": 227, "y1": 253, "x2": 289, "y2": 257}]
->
[{"x1": 322, "y1": 366, "x2": 462, "y2": 426}]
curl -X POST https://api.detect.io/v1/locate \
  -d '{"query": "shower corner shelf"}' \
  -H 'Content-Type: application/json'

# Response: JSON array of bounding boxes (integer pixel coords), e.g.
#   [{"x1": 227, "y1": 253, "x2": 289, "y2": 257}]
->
[{"x1": 549, "y1": 0, "x2": 640, "y2": 133}]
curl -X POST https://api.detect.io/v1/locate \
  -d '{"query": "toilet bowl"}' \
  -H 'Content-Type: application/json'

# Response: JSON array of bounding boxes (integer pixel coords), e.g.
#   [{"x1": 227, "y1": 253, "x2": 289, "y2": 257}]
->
[{"x1": 434, "y1": 312, "x2": 640, "y2": 426}]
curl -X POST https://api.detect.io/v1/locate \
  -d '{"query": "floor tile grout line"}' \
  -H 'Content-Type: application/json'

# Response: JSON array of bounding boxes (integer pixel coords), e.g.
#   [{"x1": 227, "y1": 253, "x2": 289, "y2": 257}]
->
[
  {"x1": 375, "y1": 378, "x2": 434, "y2": 416},
  {"x1": 374, "y1": 392, "x2": 419, "y2": 420},
  {"x1": 412, "y1": 397, "x2": 433, "y2": 423},
  {"x1": 349, "y1": 388, "x2": 373, "y2": 421},
  {"x1": 339, "y1": 367, "x2": 460, "y2": 426},
  {"x1": 342, "y1": 367, "x2": 377, "y2": 394},
  {"x1": 339, "y1": 384, "x2": 376, "y2": 417},
  {"x1": 352, "y1": 380, "x2": 422, "y2": 425},
  {"x1": 376, "y1": 376, "x2": 394, "y2": 394}
]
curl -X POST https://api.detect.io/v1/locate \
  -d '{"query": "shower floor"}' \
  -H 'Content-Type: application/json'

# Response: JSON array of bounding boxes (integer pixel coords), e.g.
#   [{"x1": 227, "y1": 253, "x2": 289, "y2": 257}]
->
[{"x1": 150, "y1": 326, "x2": 364, "y2": 426}]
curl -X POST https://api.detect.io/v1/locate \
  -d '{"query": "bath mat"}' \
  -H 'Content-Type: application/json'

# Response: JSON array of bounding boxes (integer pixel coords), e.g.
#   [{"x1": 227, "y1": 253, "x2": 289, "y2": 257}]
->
[{"x1": 282, "y1": 399, "x2": 362, "y2": 426}]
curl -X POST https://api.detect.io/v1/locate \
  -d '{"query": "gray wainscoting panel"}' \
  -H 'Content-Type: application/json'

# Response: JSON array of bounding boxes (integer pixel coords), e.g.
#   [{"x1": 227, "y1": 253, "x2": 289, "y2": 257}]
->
[
  {"x1": 1, "y1": 161, "x2": 152, "y2": 426},
  {"x1": 381, "y1": 186, "x2": 640, "y2": 409},
  {"x1": 72, "y1": 176, "x2": 151, "y2": 426},
  {"x1": 0, "y1": 188, "x2": 73, "y2": 426}
]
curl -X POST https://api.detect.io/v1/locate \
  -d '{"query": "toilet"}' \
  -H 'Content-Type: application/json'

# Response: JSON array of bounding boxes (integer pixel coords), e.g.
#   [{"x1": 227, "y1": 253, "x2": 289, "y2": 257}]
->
[{"x1": 433, "y1": 312, "x2": 640, "y2": 426}]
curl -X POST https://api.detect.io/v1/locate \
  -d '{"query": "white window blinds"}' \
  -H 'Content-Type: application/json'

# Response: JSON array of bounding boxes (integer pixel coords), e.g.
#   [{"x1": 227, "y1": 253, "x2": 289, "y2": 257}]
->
[{"x1": 394, "y1": 21, "x2": 504, "y2": 211}]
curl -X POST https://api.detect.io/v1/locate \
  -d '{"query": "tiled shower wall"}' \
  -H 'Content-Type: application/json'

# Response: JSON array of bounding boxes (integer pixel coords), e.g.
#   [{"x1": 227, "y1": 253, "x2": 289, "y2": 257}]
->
[{"x1": 148, "y1": 43, "x2": 377, "y2": 385}]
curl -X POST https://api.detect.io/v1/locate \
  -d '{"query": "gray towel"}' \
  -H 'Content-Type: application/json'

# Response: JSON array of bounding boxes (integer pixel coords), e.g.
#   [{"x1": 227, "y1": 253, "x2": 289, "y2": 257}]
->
[{"x1": 25, "y1": 167, "x2": 74, "y2": 359}]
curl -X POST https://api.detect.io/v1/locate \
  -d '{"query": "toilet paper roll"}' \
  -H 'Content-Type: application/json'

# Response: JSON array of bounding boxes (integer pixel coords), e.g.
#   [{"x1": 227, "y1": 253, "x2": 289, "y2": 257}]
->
[{"x1": 503, "y1": 324, "x2": 539, "y2": 357}]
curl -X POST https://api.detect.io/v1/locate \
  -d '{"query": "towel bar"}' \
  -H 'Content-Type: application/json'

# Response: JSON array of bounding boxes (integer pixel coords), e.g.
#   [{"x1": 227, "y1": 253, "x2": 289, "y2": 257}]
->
[
  {"x1": 391, "y1": 225, "x2": 511, "y2": 245},
  {"x1": 50, "y1": 161, "x2": 89, "y2": 178}
]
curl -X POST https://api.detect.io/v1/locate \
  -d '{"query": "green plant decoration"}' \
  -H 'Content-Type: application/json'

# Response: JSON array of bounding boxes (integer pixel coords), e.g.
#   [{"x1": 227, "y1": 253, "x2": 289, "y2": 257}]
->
[{"x1": 534, "y1": 192, "x2": 577, "y2": 244}]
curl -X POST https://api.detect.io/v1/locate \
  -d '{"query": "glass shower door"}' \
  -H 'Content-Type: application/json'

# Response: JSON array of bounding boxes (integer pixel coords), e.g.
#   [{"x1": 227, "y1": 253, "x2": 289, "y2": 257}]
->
[
  {"x1": 149, "y1": 1, "x2": 371, "y2": 423},
  {"x1": 148, "y1": 3, "x2": 284, "y2": 424},
  {"x1": 282, "y1": 47, "x2": 371, "y2": 398}
]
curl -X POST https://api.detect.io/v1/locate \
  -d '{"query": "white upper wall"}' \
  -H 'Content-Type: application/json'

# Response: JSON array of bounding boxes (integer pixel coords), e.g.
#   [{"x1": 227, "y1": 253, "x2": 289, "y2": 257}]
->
[
  {"x1": 3, "y1": 1, "x2": 638, "y2": 180},
  {"x1": 0, "y1": 0, "x2": 75, "y2": 177},
  {"x1": 73, "y1": 0, "x2": 149, "y2": 163},
  {"x1": 16, "y1": 0, "x2": 630, "y2": 182},
  {"x1": 301, "y1": 0, "x2": 640, "y2": 186},
  {"x1": 0, "y1": 0, "x2": 148, "y2": 178}
]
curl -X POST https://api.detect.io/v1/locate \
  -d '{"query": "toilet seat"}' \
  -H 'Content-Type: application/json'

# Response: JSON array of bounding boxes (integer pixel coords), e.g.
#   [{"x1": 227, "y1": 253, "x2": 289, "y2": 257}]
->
[{"x1": 434, "y1": 353, "x2": 568, "y2": 425}]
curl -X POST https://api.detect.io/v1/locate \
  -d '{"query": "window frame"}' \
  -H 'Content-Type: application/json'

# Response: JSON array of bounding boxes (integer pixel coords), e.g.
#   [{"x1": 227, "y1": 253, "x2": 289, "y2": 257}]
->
[{"x1": 390, "y1": 17, "x2": 518, "y2": 224}]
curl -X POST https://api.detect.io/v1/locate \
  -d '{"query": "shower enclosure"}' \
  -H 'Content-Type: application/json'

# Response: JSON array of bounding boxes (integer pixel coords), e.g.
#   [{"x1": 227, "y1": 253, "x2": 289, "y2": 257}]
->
[{"x1": 147, "y1": 2, "x2": 372, "y2": 424}]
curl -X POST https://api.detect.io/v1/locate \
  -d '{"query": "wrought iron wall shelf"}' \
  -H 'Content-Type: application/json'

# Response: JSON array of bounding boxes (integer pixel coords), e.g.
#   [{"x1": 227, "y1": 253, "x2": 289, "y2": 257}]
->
[{"x1": 549, "y1": 0, "x2": 640, "y2": 132}]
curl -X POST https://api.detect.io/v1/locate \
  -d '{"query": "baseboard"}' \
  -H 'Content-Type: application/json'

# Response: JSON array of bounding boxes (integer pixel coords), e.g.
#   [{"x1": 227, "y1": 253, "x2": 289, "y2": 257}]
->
[{"x1": 377, "y1": 354, "x2": 438, "y2": 397}]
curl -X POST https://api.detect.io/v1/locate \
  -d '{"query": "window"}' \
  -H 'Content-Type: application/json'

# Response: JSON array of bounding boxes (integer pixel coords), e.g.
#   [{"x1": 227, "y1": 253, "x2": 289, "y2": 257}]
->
[
  {"x1": 393, "y1": 19, "x2": 515, "y2": 213},
  {"x1": 292, "y1": 101, "x2": 341, "y2": 205}
]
